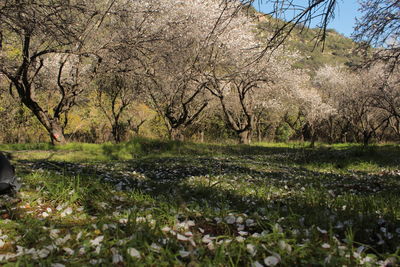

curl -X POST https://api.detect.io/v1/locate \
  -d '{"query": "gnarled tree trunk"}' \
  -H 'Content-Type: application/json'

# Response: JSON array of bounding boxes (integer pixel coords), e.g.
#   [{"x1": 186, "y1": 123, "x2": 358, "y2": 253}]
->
[
  {"x1": 16, "y1": 83, "x2": 67, "y2": 145},
  {"x1": 170, "y1": 127, "x2": 184, "y2": 141},
  {"x1": 238, "y1": 129, "x2": 251, "y2": 144}
]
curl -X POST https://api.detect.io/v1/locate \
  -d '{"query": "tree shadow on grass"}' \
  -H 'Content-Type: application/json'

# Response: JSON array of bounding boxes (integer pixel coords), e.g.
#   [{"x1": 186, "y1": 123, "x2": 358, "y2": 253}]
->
[
  {"x1": 8, "y1": 156, "x2": 400, "y2": 257},
  {"x1": 9, "y1": 148, "x2": 400, "y2": 257},
  {"x1": 286, "y1": 144, "x2": 400, "y2": 171},
  {"x1": 14, "y1": 152, "x2": 400, "y2": 197},
  {"x1": 99, "y1": 140, "x2": 400, "y2": 171}
]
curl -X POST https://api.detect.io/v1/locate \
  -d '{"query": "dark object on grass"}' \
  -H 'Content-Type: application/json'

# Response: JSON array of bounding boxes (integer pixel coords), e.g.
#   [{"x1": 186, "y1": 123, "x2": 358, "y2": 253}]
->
[{"x1": 0, "y1": 152, "x2": 20, "y2": 195}]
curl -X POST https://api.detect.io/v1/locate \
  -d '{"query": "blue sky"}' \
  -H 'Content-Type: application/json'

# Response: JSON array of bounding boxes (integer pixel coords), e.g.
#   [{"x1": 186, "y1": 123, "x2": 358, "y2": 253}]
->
[{"x1": 253, "y1": 0, "x2": 362, "y2": 38}]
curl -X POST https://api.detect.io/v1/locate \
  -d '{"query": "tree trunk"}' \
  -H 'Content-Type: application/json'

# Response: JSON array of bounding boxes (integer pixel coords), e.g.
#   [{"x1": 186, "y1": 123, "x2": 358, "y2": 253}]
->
[
  {"x1": 328, "y1": 118, "x2": 335, "y2": 144},
  {"x1": 49, "y1": 120, "x2": 66, "y2": 145},
  {"x1": 310, "y1": 134, "x2": 316, "y2": 148},
  {"x1": 200, "y1": 130, "x2": 205, "y2": 143},
  {"x1": 25, "y1": 102, "x2": 66, "y2": 145},
  {"x1": 238, "y1": 130, "x2": 251, "y2": 145},
  {"x1": 363, "y1": 131, "x2": 371, "y2": 146},
  {"x1": 309, "y1": 125, "x2": 316, "y2": 148},
  {"x1": 170, "y1": 128, "x2": 184, "y2": 141},
  {"x1": 111, "y1": 124, "x2": 121, "y2": 143},
  {"x1": 257, "y1": 123, "x2": 262, "y2": 143},
  {"x1": 12, "y1": 75, "x2": 67, "y2": 144}
]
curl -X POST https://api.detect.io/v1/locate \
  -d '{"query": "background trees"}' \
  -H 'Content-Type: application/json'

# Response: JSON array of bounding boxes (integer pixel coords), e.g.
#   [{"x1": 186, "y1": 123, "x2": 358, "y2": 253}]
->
[
  {"x1": 0, "y1": 0, "x2": 103, "y2": 144},
  {"x1": 96, "y1": 74, "x2": 141, "y2": 143},
  {"x1": 313, "y1": 64, "x2": 398, "y2": 145},
  {"x1": 354, "y1": 0, "x2": 400, "y2": 69},
  {"x1": 140, "y1": 0, "x2": 212, "y2": 141},
  {"x1": 0, "y1": 0, "x2": 399, "y2": 145}
]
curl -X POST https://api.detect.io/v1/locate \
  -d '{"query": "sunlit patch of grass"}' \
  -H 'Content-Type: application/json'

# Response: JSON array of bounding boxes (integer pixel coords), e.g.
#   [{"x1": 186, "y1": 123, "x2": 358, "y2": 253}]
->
[{"x1": 347, "y1": 161, "x2": 382, "y2": 172}]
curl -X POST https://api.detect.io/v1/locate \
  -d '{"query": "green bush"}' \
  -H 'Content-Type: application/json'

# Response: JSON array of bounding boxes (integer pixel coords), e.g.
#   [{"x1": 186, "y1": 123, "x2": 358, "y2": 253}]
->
[{"x1": 275, "y1": 123, "x2": 295, "y2": 142}]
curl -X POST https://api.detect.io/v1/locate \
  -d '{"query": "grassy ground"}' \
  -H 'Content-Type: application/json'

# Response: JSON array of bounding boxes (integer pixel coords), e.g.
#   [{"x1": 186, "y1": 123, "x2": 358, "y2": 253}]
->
[{"x1": 0, "y1": 139, "x2": 399, "y2": 266}]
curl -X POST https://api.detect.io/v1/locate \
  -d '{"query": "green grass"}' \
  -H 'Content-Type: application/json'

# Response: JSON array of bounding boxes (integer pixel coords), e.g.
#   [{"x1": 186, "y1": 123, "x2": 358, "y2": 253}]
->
[{"x1": 1, "y1": 139, "x2": 399, "y2": 266}]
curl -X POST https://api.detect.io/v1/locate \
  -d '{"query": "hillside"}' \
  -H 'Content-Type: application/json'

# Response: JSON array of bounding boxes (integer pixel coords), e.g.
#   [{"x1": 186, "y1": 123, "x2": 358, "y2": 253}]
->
[{"x1": 255, "y1": 13, "x2": 363, "y2": 71}]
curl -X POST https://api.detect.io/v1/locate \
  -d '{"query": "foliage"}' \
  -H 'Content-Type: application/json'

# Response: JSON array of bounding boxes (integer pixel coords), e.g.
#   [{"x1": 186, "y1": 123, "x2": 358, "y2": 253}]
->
[
  {"x1": 0, "y1": 0, "x2": 399, "y2": 145},
  {"x1": 275, "y1": 123, "x2": 295, "y2": 142},
  {"x1": 1, "y1": 142, "x2": 400, "y2": 265}
]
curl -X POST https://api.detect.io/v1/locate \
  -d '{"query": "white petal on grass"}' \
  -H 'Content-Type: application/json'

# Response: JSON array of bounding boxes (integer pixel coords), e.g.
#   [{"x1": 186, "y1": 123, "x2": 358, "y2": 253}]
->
[
  {"x1": 189, "y1": 238, "x2": 197, "y2": 247},
  {"x1": 360, "y1": 256, "x2": 375, "y2": 264},
  {"x1": 161, "y1": 226, "x2": 171, "y2": 233},
  {"x1": 112, "y1": 211, "x2": 121, "y2": 217},
  {"x1": 41, "y1": 212, "x2": 49, "y2": 218},
  {"x1": 79, "y1": 247, "x2": 86, "y2": 255},
  {"x1": 317, "y1": 227, "x2": 328, "y2": 234},
  {"x1": 60, "y1": 207, "x2": 73, "y2": 217},
  {"x1": 177, "y1": 234, "x2": 189, "y2": 241},
  {"x1": 246, "y1": 219, "x2": 255, "y2": 226},
  {"x1": 179, "y1": 250, "x2": 190, "y2": 257},
  {"x1": 150, "y1": 243, "x2": 161, "y2": 253},
  {"x1": 37, "y1": 248, "x2": 50, "y2": 259},
  {"x1": 0, "y1": 240, "x2": 4, "y2": 248},
  {"x1": 55, "y1": 234, "x2": 71, "y2": 246},
  {"x1": 252, "y1": 261, "x2": 264, "y2": 267},
  {"x1": 56, "y1": 204, "x2": 65, "y2": 211},
  {"x1": 236, "y1": 216, "x2": 244, "y2": 224},
  {"x1": 246, "y1": 244, "x2": 257, "y2": 256},
  {"x1": 335, "y1": 222, "x2": 344, "y2": 229},
  {"x1": 264, "y1": 255, "x2": 280, "y2": 266},
  {"x1": 119, "y1": 218, "x2": 128, "y2": 224},
  {"x1": 202, "y1": 235, "x2": 212, "y2": 244},
  {"x1": 63, "y1": 247, "x2": 74, "y2": 255},
  {"x1": 225, "y1": 215, "x2": 236, "y2": 224},
  {"x1": 49, "y1": 229, "x2": 60, "y2": 239},
  {"x1": 324, "y1": 255, "x2": 332, "y2": 264},
  {"x1": 89, "y1": 259, "x2": 102, "y2": 265},
  {"x1": 51, "y1": 264, "x2": 66, "y2": 267},
  {"x1": 187, "y1": 220, "x2": 195, "y2": 227},
  {"x1": 356, "y1": 246, "x2": 365, "y2": 254},
  {"x1": 252, "y1": 233, "x2": 261, "y2": 238},
  {"x1": 136, "y1": 217, "x2": 146, "y2": 223},
  {"x1": 0, "y1": 254, "x2": 13, "y2": 261},
  {"x1": 278, "y1": 240, "x2": 292, "y2": 253},
  {"x1": 273, "y1": 224, "x2": 283, "y2": 233},
  {"x1": 236, "y1": 236, "x2": 245, "y2": 242},
  {"x1": 127, "y1": 248, "x2": 141, "y2": 259},
  {"x1": 112, "y1": 253, "x2": 123, "y2": 264},
  {"x1": 184, "y1": 231, "x2": 193, "y2": 237},
  {"x1": 90, "y1": 235, "x2": 104, "y2": 246},
  {"x1": 321, "y1": 243, "x2": 331, "y2": 249},
  {"x1": 169, "y1": 230, "x2": 177, "y2": 236},
  {"x1": 76, "y1": 232, "x2": 82, "y2": 241},
  {"x1": 16, "y1": 245, "x2": 25, "y2": 254}
]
